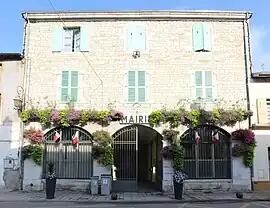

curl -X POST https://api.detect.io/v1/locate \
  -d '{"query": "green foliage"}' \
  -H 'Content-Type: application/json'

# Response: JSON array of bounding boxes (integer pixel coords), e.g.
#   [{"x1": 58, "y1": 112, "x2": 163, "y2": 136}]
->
[
  {"x1": 231, "y1": 129, "x2": 256, "y2": 168},
  {"x1": 91, "y1": 130, "x2": 114, "y2": 166},
  {"x1": 20, "y1": 108, "x2": 124, "y2": 128},
  {"x1": 160, "y1": 128, "x2": 185, "y2": 171},
  {"x1": 172, "y1": 143, "x2": 185, "y2": 171},
  {"x1": 149, "y1": 107, "x2": 252, "y2": 128},
  {"x1": 22, "y1": 145, "x2": 43, "y2": 166}
]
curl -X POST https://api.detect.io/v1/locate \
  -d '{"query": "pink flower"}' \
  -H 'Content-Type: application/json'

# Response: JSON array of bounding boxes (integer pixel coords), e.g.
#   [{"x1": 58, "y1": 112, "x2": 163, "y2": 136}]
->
[{"x1": 51, "y1": 110, "x2": 60, "y2": 122}]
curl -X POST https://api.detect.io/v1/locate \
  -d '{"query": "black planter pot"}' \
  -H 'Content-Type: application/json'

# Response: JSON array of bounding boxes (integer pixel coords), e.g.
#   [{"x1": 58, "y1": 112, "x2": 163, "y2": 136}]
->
[
  {"x1": 173, "y1": 180, "x2": 184, "y2": 200},
  {"x1": 46, "y1": 178, "x2": 56, "y2": 199}
]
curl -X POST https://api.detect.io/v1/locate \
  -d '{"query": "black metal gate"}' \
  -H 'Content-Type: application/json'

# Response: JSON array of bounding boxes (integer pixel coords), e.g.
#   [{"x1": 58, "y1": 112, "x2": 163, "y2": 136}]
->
[
  {"x1": 112, "y1": 126, "x2": 138, "y2": 192},
  {"x1": 180, "y1": 125, "x2": 231, "y2": 179},
  {"x1": 42, "y1": 126, "x2": 93, "y2": 179}
]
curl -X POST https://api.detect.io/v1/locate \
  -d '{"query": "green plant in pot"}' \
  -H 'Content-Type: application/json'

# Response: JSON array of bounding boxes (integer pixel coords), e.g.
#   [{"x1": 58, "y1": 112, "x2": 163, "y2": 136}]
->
[
  {"x1": 46, "y1": 162, "x2": 57, "y2": 199},
  {"x1": 172, "y1": 143, "x2": 188, "y2": 200},
  {"x1": 161, "y1": 129, "x2": 188, "y2": 200}
]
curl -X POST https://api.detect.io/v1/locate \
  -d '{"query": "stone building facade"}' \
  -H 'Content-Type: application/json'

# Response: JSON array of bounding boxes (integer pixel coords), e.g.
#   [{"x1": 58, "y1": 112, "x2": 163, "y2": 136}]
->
[{"x1": 21, "y1": 10, "x2": 253, "y2": 192}]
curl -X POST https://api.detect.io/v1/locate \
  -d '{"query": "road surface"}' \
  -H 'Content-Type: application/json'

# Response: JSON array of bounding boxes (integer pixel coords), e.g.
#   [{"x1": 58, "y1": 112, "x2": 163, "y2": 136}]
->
[{"x1": 1, "y1": 201, "x2": 270, "y2": 208}]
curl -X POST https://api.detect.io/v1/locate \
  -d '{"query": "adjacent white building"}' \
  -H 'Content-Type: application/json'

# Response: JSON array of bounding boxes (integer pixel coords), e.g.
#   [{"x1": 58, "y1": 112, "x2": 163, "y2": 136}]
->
[
  {"x1": 250, "y1": 72, "x2": 270, "y2": 190},
  {"x1": 0, "y1": 53, "x2": 23, "y2": 189}
]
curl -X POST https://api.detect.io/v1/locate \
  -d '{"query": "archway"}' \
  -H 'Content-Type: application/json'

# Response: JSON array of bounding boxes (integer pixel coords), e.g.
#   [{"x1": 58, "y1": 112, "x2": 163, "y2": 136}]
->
[
  {"x1": 43, "y1": 126, "x2": 93, "y2": 179},
  {"x1": 180, "y1": 124, "x2": 231, "y2": 179},
  {"x1": 112, "y1": 124, "x2": 163, "y2": 192}
]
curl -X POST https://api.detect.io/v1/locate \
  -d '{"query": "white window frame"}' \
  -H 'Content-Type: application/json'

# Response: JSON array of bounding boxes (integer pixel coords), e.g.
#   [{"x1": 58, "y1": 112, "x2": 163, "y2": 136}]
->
[
  {"x1": 62, "y1": 27, "x2": 81, "y2": 53},
  {"x1": 266, "y1": 99, "x2": 270, "y2": 123}
]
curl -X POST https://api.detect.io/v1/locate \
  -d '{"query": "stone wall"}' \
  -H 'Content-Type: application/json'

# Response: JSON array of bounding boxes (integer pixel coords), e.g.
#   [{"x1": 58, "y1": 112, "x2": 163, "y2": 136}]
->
[
  {"x1": 22, "y1": 11, "x2": 252, "y2": 192},
  {"x1": 24, "y1": 16, "x2": 247, "y2": 110}
]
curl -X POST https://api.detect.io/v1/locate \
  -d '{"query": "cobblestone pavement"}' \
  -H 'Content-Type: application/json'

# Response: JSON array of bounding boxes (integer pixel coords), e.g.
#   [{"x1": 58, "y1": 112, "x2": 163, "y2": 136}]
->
[{"x1": 0, "y1": 189, "x2": 269, "y2": 202}]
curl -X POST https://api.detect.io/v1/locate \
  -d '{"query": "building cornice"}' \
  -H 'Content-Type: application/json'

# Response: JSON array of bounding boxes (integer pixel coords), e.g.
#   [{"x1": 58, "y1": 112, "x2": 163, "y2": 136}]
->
[{"x1": 22, "y1": 10, "x2": 253, "y2": 22}]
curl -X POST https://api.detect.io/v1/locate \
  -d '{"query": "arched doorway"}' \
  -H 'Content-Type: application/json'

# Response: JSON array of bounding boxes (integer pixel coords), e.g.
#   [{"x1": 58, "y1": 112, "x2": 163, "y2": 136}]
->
[
  {"x1": 112, "y1": 124, "x2": 163, "y2": 192},
  {"x1": 43, "y1": 126, "x2": 93, "y2": 179},
  {"x1": 180, "y1": 125, "x2": 231, "y2": 179}
]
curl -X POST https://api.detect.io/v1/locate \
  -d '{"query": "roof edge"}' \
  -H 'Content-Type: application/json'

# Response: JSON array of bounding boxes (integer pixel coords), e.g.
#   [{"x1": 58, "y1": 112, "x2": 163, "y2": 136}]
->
[
  {"x1": 22, "y1": 10, "x2": 253, "y2": 21},
  {"x1": 0, "y1": 53, "x2": 22, "y2": 62},
  {"x1": 251, "y1": 72, "x2": 270, "y2": 78}
]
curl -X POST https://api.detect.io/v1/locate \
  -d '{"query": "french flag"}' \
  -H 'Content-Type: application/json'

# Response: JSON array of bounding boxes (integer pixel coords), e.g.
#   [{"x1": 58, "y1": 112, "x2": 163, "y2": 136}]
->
[
  {"x1": 72, "y1": 131, "x2": 79, "y2": 145},
  {"x1": 212, "y1": 130, "x2": 220, "y2": 144},
  {"x1": 54, "y1": 131, "x2": 61, "y2": 143},
  {"x1": 195, "y1": 130, "x2": 200, "y2": 145}
]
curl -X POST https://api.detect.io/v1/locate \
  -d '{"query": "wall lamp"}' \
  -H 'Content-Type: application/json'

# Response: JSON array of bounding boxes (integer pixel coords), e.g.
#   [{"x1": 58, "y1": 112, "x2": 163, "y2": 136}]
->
[{"x1": 13, "y1": 86, "x2": 25, "y2": 112}]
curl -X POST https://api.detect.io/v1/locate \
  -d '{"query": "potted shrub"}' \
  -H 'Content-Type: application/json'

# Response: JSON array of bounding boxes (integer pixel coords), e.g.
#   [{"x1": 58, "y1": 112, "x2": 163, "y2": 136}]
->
[
  {"x1": 46, "y1": 162, "x2": 56, "y2": 199},
  {"x1": 172, "y1": 143, "x2": 188, "y2": 200},
  {"x1": 161, "y1": 128, "x2": 188, "y2": 200}
]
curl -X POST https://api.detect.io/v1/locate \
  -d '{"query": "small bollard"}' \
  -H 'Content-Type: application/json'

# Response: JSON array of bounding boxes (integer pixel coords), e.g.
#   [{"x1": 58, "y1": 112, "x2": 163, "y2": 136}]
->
[
  {"x1": 111, "y1": 193, "x2": 118, "y2": 200},
  {"x1": 236, "y1": 192, "x2": 243, "y2": 199}
]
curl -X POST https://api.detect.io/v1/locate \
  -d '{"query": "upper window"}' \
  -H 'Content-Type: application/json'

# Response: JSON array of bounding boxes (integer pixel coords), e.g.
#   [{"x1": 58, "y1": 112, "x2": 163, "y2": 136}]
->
[
  {"x1": 125, "y1": 25, "x2": 147, "y2": 52},
  {"x1": 256, "y1": 98, "x2": 270, "y2": 124},
  {"x1": 52, "y1": 25, "x2": 89, "y2": 53},
  {"x1": 63, "y1": 28, "x2": 81, "y2": 52},
  {"x1": 192, "y1": 24, "x2": 212, "y2": 52},
  {"x1": 267, "y1": 99, "x2": 270, "y2": 123},
  {"x1": 195, "y1": 71, "x2": 213, "y2": 102},
  {"x1": 60, "y1": 71, "x2": 79, "y2": 103}
]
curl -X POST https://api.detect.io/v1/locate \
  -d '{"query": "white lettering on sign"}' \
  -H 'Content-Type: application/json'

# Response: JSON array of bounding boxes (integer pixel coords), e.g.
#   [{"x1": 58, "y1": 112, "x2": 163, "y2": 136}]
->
[{"x1": 119, "y1": 115, "x2": 149, "y2": 124}]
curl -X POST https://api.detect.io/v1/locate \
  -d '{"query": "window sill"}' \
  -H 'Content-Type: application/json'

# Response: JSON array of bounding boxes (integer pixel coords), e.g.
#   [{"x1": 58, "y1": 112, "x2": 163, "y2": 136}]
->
[
  {"x1": 185, "y1": 179, "x2": 232, "y2": 182},
  {"x1": 124, "y1": 50, "x2": 148, "y2": 54},
  {"x1": 52, "y1": 51, "x2": 90, "y2": 54},
  {"x1": 251, "y1": 124, "x2": 270, "y2": 130}
]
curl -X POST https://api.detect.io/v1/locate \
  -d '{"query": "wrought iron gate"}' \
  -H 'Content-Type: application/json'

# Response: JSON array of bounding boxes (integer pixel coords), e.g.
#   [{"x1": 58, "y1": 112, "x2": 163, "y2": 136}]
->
[
  {"x1": 180, "y1": 125, "x2": 231, "y2": 179},
  {"x1": 42, "y1": 126, "x2": 93, "y2": 179},
  {"x1": 112, "y1": 126, "x2": 138, "y2": 192}
]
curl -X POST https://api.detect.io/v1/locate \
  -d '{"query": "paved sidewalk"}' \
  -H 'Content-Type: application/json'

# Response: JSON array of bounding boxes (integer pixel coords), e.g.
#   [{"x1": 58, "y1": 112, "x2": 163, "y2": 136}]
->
[{"x1": 0, "y1": 189, "x2": 269, "y2": 203}]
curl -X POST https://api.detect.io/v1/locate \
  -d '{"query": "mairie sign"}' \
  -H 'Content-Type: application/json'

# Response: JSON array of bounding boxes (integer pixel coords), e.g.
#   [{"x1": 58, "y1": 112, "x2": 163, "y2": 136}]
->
[{"x1": 119, "y1": 114, "x2": 149, "y2": 124}]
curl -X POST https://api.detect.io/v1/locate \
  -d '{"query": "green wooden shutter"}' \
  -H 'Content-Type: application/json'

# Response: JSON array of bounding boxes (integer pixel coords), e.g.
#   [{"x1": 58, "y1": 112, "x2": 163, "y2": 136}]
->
[
  {"x1": 135, "y1": 26, "x2": 146, "y2": 51},
  {"x1": 203, "y1": 25, "x2": 212, "y2": 51},
  {"x1": 205, "y1": 71, "x2": 212, "y2": 86},
  {"x1": 61, "y1": 71, "x2": 69, "y2": 102},
  {"x1": 138, "y1": 71, "x2": 146, "y2": 102},
  {"x1": 192, "y1": 24, "x2": 204, "y2": 51},
  {"x1": 52, "y1": 25, "x2": 63, "y2": 52},
  {"x1": 195, "y1": 71, "x2": 203, "y2": 101},
  {"x1": 80, "y1": 26, "x2": 89, "y2": 52},
  {"x1": 70, "y1": 71, "x2": 79, "y2": 102},
  {"x1": 205, "y1": 71, "x2": 213, "y2": 101},
  {"x1": 128, "y1": 71, "x2": 136, "y2": 102},
  {"x1": 126, "y1": 27, "x2": 134, "y2": 51},
  {"x1": 195, "y1": 71, "x2": 203, "y2": 86}
]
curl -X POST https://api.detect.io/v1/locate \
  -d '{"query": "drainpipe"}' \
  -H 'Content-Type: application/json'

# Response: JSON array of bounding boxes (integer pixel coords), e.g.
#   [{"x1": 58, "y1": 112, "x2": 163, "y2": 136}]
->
[
  {"x1": 19, "y1": 13, "x2": 29, "y2": 191},
  {"x1": 243, "y1": 11, "x2": 253, "y2": 191}
]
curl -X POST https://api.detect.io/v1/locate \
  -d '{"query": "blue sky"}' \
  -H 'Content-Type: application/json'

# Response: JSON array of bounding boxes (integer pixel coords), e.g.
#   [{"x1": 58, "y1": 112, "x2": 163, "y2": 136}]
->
[{"x1": 1, "y1": 0, "x2": 269, "y2": 71}]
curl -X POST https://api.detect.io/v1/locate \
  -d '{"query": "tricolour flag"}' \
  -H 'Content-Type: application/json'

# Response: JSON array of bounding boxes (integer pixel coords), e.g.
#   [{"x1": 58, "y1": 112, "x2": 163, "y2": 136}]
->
[
  {"x1": 212, "y1": 130, "x2": 220, "y2": 144},
  {"x1": 54, "y1": 131, "x2": 61, "y2": 143},
  {"x1": 195, "y1": 130, "x2": 200, "y2": 145},
  {"x1": 72, "y1": 131, "x2": 79, "y2": 145}
]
